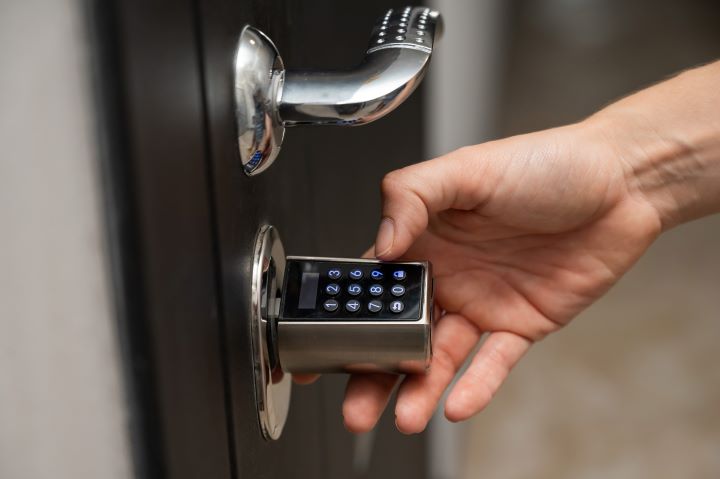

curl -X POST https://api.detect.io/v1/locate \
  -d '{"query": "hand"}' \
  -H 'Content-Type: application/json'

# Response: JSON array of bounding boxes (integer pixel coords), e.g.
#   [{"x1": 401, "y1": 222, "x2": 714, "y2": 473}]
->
[{"x1": 342, "y1": 120, "x2": 664, "y2": 434}]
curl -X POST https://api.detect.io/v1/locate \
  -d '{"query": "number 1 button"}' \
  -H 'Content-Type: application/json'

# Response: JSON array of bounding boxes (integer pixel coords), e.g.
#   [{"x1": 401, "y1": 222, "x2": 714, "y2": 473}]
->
[{"x1": 323, "y1": 299, "x2": 339, "y2": 312}]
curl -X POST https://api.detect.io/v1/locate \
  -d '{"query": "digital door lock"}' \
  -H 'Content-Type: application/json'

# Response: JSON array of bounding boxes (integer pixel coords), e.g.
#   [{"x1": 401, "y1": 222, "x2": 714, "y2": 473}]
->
[
  {"x1": 278, "y1": 256, "x2": 433, "y2": 374},
  {"x1": 234, "y1": 6, "x2": 444, "y2": 175},
  {"x1": 250, "y1": 226, "x2": 434, "y2": 439}
]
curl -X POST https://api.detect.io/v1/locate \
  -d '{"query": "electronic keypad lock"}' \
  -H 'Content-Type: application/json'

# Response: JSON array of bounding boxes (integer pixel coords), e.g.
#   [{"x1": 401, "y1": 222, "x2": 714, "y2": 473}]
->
[
  {"x1": 277, "y1": 257, "x2": 433, "y2": 374},
  {"x1": 250, "y1": 225, "x2": 433, "y2": 440}
]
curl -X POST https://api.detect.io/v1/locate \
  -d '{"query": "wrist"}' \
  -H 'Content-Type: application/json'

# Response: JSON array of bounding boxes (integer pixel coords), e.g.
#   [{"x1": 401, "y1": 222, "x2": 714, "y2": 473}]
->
[{"x1": 581, "y1": 65, "x2": 720, "y2": 230}]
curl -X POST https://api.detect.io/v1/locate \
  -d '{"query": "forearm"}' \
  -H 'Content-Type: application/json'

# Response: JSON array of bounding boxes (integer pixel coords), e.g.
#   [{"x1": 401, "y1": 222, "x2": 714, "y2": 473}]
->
[{"x1": 586, "y1": 60, "x2": 720, "y2": 229}]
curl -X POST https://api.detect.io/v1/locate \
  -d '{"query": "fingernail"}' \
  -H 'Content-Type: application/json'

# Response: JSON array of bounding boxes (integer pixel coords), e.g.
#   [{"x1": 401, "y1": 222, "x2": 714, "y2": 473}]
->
[{"x1": 375, "y1": 217, "x2": 395, "y2": 258}]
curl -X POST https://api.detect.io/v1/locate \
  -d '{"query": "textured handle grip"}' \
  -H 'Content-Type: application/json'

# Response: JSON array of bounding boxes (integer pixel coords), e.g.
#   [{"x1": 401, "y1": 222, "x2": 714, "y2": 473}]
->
[{"x1": 367, "y1": 6, "x2": 443, "y2": 54}]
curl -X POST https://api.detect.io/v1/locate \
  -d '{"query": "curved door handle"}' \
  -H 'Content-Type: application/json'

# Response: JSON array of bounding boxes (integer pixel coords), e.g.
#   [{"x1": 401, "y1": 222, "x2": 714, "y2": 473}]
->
[{"x1": 234, "y1": 6, "x2": 443, "y2": 175}]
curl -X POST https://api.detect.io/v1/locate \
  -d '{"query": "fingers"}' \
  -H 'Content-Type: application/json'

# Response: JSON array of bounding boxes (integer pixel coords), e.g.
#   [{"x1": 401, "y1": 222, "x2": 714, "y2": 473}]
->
[
  {"x1": 375, "y1": 149, "x2": 487, "y2": 259},
  {"x1": 343, "y1": 373, "x2": 399, "y2": 433},
  {"x1": 394, "y1": 314, "x2": 482, "y2": 434},
  {"x1": 292, "y1": 374, "x2": 320, "y2": 385},
  {"x1": 445, "y1": 331, "x2": 531, "y2": 422}
]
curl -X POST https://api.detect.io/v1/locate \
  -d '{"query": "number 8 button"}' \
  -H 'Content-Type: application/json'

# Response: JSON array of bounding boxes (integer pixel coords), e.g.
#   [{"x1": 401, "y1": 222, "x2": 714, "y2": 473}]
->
[{"x1": 369, "y1": 284, "x2": 384, "y2": 296}]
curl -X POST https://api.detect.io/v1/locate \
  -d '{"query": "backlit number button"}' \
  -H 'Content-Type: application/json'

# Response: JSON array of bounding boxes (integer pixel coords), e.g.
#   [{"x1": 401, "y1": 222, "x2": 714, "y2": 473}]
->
[
  {"x1": 347, "y1": 284, "x2": 362, "y2": 296},
  {"x1": 368, "y1": 300, "x2": 383, "y2": 313},
  {"x1": 370, "y1": 269, "x2": 384, "y2": 280},
  {"x1": 323, "y1": 299, "x2": 339, "y2": 312},
  {"x1": 369, "y1": 284, "x2": 384, "y2": 296},
  {"x1": 345, "y1": 299, "x2": 361, "y2": 313},
  {"x1": 389, "y1": 300, "x2": 405, "y2": 313},
  {"x1": 390, "y1": 285, "x2": 405, "y2": 297},
  {"x1": 325, "y1": 283, "x2": 340, "y2": 295},
  {"x1": 349, "y1": 269, "x2": 363, "y2": 280},
  {"x1": 393, "y1": 270, "x2": 407, "y2": 281},
  {"x1": 328, "y1": 268, "x2": 342, "y2": 280}
]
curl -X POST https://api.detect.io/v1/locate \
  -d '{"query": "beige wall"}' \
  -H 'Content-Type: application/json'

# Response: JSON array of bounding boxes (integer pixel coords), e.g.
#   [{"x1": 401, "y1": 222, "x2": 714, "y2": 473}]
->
[
  {"x1": 456, "y1": 1, "x2": 720, "y2": 477},
  {"x1": 462, "y1": 217, "x2": 720, "y2": 478},
  {"x1": 0, "y1": 1, "x2": 133, "y2": 478}
]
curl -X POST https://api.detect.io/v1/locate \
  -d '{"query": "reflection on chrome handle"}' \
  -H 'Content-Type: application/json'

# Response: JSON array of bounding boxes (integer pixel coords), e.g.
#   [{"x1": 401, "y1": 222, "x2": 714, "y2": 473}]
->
[
  {"x1": 234, "y1": 6, "x2": 443, "y2": 175},
  {"x1": 278, "y1": 6, "x2": 443, "y2": 126}
]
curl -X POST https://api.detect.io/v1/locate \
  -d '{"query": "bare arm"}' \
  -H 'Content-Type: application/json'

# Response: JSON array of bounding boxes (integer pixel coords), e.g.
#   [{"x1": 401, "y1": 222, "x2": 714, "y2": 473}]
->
[{"x1": 339, "y1": 60, "x2": 720, "y2": 434}]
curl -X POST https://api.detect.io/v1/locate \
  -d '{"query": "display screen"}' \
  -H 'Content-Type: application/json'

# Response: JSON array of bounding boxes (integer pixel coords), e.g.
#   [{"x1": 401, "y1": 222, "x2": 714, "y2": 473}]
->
[{"x1": 297, "y1": 272, "x2": 319, "y2": 309}]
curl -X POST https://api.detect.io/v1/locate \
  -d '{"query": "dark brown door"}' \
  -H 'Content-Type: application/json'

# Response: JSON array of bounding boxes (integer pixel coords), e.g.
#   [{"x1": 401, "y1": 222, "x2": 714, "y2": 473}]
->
[{"x1": 101, "y1": 1, "x2": 429, "y2": 478}]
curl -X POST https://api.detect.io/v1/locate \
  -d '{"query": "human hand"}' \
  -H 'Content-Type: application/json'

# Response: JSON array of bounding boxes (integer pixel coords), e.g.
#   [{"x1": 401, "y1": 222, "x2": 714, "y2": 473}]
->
[{"x1": 342, "y1": 120, "x2": 665, "y2": 434}]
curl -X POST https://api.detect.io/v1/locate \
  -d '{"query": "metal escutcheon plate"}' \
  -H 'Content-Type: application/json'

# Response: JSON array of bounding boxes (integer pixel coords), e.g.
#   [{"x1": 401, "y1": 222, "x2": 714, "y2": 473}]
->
[
  {"x1": 251, "y1": 225, "x2": 291, "y2": 440},
  {"x1": 234, "y1": 26, "x2": 285, "y2": 176}
]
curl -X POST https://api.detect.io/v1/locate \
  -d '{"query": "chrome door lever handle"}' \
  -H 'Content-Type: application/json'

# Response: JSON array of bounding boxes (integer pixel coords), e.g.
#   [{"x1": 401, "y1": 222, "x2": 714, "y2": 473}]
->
[
  {"x1": 279, "y1": 6, "x2": 443, "y2": 126},
  {"x1": 234, "y1": 6, "x2": 443, "y2": 175}
]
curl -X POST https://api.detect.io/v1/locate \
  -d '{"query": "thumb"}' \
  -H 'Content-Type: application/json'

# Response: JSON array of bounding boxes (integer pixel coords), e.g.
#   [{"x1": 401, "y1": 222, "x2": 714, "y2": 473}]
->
[{"x1": 375, "y1": 148, "x2": 481, "y2": 259}]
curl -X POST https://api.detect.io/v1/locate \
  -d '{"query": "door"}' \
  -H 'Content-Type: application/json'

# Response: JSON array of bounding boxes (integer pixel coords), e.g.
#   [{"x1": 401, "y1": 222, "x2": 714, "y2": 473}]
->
[{"x1": 100, "y1": 1, "x2": 429, "y2": 477}]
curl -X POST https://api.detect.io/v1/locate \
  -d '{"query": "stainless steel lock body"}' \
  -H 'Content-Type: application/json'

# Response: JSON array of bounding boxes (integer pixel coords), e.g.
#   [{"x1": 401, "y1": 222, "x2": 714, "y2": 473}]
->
[
  {"x1": 251, "y1": 226, "x2": 434, "y2": 439},
  {"x1": 277, "y1": 257, "x2": 433, "y2": 374}
]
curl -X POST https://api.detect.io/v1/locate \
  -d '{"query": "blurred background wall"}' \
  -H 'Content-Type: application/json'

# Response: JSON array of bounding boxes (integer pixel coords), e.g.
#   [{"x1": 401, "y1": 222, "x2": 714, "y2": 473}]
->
[
  {"x1": 0, "y1": 1, "x2": 132, "y2": 477},
  {"x1": 426, "y1": 0, "x2": 720, "y2": 478}
]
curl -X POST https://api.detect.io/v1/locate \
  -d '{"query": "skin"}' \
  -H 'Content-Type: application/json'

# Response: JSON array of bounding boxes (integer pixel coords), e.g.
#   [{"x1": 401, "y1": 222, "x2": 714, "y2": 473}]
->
[{"x1": 296, "y1": 60, "x2": 720, "y2": 434}]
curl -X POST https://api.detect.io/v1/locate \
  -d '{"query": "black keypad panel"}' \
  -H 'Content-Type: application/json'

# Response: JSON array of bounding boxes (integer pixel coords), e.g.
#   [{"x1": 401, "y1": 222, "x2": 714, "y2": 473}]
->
[{"x1": 281, "y1": 259, "x2": 425, "y2": 321}]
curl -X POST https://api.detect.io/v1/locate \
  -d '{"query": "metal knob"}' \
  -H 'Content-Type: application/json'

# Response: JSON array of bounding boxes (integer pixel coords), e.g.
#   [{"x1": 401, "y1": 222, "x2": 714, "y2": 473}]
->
[{"x1": 234, "y1": 6, "x2": 444, "y2": 175}]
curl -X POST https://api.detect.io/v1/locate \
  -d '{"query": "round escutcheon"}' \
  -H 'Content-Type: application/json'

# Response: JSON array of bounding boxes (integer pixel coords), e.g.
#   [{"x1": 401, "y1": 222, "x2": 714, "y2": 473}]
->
[{"x1": 250, "y1": 225, "x2": 291, "y2": 440}]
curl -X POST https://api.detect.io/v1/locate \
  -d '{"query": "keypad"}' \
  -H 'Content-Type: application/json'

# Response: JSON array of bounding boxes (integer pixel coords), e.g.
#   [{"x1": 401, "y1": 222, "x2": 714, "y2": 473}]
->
[{"x1": 281, "y1": 259, "x2": 425, "y2": 321}]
